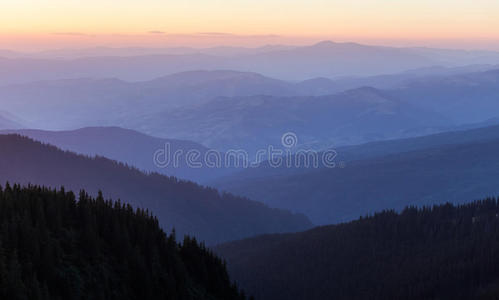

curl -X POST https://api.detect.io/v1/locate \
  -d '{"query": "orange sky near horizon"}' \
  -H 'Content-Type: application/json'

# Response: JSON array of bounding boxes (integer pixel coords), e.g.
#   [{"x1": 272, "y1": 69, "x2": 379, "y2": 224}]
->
[{"x1": 1, "y1": 0, "x2": 499, "y2": 51}]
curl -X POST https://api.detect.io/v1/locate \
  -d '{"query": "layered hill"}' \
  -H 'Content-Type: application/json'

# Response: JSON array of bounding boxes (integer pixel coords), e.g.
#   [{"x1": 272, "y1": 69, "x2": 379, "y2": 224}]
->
[
  {"x1": 0, "y1": 135, "x2": 311, "y2": 244},
  {"x1": 3, "y1": 68, "x2": 499, "y2": 153},
  {"x1": 0, "y1": 111, "x2": 24, "y2": 130},
  {"x1": 390, "y1": 68, "x2": 499, "y2": 123},
  {"x1": 215, "y1": 125, "x2": 499, "y2": 224},
  {"x1": 136, "y1": 87, "x2": 447, "y2": 152},
  {"x1": 0, "y1": 127, "x2": 240, "y2": 183},
  {"x1": 0, "y1": 71, "x2": 296, "y2": 130},
  {"x1": 5, "y1": 41, "x2": 499, "y2": 84}
]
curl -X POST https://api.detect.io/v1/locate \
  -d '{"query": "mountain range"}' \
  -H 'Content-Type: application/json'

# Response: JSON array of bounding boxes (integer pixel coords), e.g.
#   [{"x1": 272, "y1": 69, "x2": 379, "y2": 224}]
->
[
  {"x1": 133, "y1": 87, "x2": 448, "y2": 153},
  {"x1": 2, "y1": 41, "x2": 499, "y2": 84},
  {"x1": 214, "y1": 124, "x2": 499, "y2": 224},
  {"x1": 2, "y1": 40, "x2": 499, "y2": 299},
  {"x1": 0, "y1": 70, "x2": 302, "y2": 130},
  {"x1": 389, "y1": 68, "x2": 499, "y2": 123},
  {"x1": 0, "y1": 134, "x2": 311, "y2": 244},
  {"x1": 0, "y1": 127, "x2": 241, "y2": 183},
  {"x1": 2, "y1": 67, "x2": 499, "y2": 153},
  {"x1": 143, "y1": 68, "x2": 499, "y2": 151}
]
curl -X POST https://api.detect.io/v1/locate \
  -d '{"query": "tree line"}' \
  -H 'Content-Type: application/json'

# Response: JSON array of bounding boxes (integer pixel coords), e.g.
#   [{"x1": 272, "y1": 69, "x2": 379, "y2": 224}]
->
[
  {"x1": 0, "y1": 183, "x2": 250, "y2": 300},
  {"x1": 217, "y1": 198, "x2": 499, "y2": 299}
]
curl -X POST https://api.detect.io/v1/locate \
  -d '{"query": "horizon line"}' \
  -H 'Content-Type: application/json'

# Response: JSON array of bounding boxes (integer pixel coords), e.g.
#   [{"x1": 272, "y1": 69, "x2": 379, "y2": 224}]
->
[{"x1": 3, "y1": 38, "x2": 499, "y2": 54}]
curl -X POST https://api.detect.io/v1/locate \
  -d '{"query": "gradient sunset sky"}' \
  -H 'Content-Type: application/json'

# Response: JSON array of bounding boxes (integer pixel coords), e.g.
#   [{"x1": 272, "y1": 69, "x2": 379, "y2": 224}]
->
[{"x1": 2, "y1": 0, "x2": 499, "y2": 51}]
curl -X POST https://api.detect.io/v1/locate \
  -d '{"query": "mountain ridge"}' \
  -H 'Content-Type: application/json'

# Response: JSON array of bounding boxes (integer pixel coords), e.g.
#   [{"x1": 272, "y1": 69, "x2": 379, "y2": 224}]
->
[
  {"x1": 214, "y1": 124, "x2": 499, "y2": 224},
  {"x1": 0, "y1": 134, "x2": 312, "y2": 244},
  {"x1": 0, "y1": 126, "x2": 241, "y2": 183},
  {"x1": 215, "y1": 199, "x2": 499, "y2": 300}
]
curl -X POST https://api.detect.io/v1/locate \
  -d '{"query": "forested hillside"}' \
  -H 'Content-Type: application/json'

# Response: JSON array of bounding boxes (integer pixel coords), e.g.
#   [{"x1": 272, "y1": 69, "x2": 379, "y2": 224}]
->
[
  {"x1": 216, "y1": 199, "x2": 499, "y2": 300},
  {"x1": 0, "y1": 184, "x2": 249, "y2": 300},
  {"x1": 0, "y1": 135, "x2": 311, "y2": 244}
]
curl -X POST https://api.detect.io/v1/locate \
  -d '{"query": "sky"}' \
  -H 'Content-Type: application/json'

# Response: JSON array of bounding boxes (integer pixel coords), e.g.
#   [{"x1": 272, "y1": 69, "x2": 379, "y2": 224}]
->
[{"x1": 1, "y1": 0, "x2": 499, "y2": 51}]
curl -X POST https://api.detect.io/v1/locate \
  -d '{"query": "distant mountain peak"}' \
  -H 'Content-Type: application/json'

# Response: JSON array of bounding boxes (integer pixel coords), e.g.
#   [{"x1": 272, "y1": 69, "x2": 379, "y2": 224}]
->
[
  {"x1": 0, "y1": 110, "x2": 25, "y2": 130},
  {"x1": 311, "y1": 40, "x2": 365, "y2": 48},
  {"x1": 151, "y1": 69, "x2": 272, "y2": 84},
  {"x1": 311, "y1": 40, "x2": 337, "y2": 47},
  {"x1": 300, "y1": 77, "x2": 334, "y2": 84},
  {"x1": 343, "y1": 86, "x2": 386, "y2": 97},
  {"x1": 337, "y1": 86, "x2": 399, "y2": 105}
]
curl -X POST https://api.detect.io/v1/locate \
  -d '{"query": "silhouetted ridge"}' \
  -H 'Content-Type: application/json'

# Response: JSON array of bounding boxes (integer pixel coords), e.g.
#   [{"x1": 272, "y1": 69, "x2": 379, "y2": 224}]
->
[
  {"x1": 216, "y1": 199, "x2": 499, "y2": 300},
  {"x1": 0, "y1": 134, "x2": 312, "y2": 244},
  {"x1": 0, "y1": 184, "x2": 250, "y2": 300},
  {"x1": 0, "y1": 126, "x2": 234, "y2": 183}
]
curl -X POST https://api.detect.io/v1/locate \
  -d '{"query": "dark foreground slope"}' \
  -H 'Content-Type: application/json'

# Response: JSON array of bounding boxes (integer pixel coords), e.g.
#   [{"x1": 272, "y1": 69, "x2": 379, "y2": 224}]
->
[
  {"x1": 0, "y1": 135, "x2": 311, "y2": 244},
  {"x1": 0, "y1": 184, "x2": 249, "y2": 300},
  {"x1": 216, "y1": 199, "x2": 499, "y2": 300}
]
